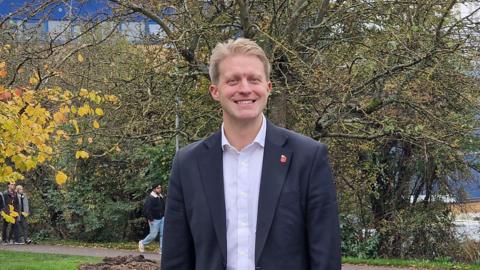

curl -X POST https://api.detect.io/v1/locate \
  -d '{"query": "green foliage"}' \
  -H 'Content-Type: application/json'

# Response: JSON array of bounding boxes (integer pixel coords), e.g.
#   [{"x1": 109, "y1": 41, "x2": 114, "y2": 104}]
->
[
  {"x1": 340, "y1": 214, "x2": 379, "y2": 259},
  {"x1": 127, "y1": 143, "x2": 177, "y2": 197},
  {"x1": 26, "y1": 142, "x2": 175, "y2": 242},
  {"x1": 378, "y1": 203, "x2": 459, "y2": 260}
]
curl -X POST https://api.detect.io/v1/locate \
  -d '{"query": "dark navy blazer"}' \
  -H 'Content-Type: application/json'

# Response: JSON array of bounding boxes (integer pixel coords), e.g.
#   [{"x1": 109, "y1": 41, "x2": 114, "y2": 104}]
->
[{"x1": 161, "y1": 120, "x2": 341, "y2": 270}]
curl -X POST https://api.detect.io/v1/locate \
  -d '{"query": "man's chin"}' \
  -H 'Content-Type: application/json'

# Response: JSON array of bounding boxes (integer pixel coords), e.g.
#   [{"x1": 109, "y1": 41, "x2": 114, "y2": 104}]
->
[{"x1": 232, "y1": 114, "x2": 263, "y2": 124}]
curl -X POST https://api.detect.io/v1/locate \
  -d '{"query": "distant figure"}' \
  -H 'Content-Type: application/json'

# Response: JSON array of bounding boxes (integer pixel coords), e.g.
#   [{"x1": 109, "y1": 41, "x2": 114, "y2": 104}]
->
[
  {"x1": 0, "y1": 186, "x2": 5, "y2": 244},
  {"x1": 2, "y1": 181, "x2": 20, "y2": 244},
  {"x1": 15, "y1": 185, "x2": 32, "y2": 244},
  {"x1": 139, "y1": 183, "x2": 165, "y2": 253}
]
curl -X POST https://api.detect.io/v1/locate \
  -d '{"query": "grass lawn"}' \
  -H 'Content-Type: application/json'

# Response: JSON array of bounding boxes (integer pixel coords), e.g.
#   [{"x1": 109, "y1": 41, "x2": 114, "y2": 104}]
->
[
  {"x1": 343, "y1": 256, "x2": 480, "y2": 270},
  {"x1": 0, "y1": 250, "x2": 101, "y2": 270}
]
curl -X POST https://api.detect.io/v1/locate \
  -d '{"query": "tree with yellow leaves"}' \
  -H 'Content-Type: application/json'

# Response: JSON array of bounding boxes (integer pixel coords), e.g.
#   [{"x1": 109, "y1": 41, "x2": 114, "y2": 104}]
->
[{"x1": 0, "y1": 61, "x2": 118, "y2": 185}]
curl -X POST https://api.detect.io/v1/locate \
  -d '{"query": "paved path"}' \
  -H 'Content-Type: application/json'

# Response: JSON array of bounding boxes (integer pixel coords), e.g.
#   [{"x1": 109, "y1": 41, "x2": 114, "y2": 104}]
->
[{"x1": 0, "y1": 244, "x2": 418, "y2": 270}]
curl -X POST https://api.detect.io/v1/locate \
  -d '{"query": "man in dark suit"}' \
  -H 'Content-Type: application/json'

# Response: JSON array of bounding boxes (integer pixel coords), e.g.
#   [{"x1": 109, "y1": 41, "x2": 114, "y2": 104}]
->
[{"x1": 161, "y1": 38, "x2": 341, "y2": 270}]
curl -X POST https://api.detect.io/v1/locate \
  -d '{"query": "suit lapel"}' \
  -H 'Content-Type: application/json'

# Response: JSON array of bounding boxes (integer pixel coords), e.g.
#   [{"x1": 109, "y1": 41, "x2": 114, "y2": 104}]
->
[
  {"x1": 255, "y1": 122, "x2": 292, "y2": 263},
  {"x1": 198, "y1": 131, "x2": 227, "y2": 262}
]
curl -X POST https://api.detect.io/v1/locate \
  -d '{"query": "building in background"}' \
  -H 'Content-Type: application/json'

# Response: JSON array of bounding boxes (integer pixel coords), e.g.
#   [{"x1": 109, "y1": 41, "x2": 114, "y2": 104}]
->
[{"x1": 0, "y1": 0, "x2": 174, "y2": 43}]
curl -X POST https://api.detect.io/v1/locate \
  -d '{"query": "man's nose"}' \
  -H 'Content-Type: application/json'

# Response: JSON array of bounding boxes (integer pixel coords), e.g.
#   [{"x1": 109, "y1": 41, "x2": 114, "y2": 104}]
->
[{"x1": 238, "y1": 78, "x2": 251, "y2": 94}]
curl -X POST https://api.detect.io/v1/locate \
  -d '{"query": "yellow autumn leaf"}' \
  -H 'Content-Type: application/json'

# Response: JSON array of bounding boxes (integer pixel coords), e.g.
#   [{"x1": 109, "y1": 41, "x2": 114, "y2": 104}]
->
[
  {"x1": 0, "y1": 62, "x2": 6, "y2": 78},
  {"x1": 62, "y1": 90, "x2": 73, "y2": 100},
  {"x1": 2, "y1": 165, "x2": 13, "y2": 175},
  {"x1": 43, "y1": 146, "x2": 53, "y2": 155},
  {"x1": 75, "y1": 150, "x2": 89, "y2": 159},
  {"x1": 8, "y1": 205, "x2": 19, "y2": 217},
  {"x1": 87, "y1": 137, "x2": 93, "y2": 144},
  {"x1": 24, "y1": 159, "x2": 36, "y2": 170},
  {"x1": 55, "y1": 171, "x2": 68, "y2": 185},
  {"x1": 93, "y1": 120, "x2": 100, "y2": 129},
  {"x1": 53, "y1": 112, "x2": 67, "y2": 124},
  {"x1": 77, "y1": 53, "x2": 84, "y2": 62},
  {"x1": 71, "y1": 119, "x2": 79, "y2": 134},
  {"x1": 37, "y1": 153, "x2": 47, "y2": 163},
  {"x1": 105, "y1": 95, "x2": 118, "y2": 103},
  {"x1": 79, "y1": 88, "x2": 88, "y2": 97},
  {"x1": 1, "y1": 211, "x2": 15, "y2": 224},
  {"x1": 22, "y1": 90, "x2": 34, "y2": 103},
  {"x1": 5, "y1": 147, "x2": 15, "y2": 157},
  {"x1": 77, "y1": 104, "x2": 91, "y2": 116},
  {"x1": 29, "y1": 75, "x2": 39, "y2": 85},
  {"x1": 95, "y1": 108, "x2": 104, "y2": 116}
]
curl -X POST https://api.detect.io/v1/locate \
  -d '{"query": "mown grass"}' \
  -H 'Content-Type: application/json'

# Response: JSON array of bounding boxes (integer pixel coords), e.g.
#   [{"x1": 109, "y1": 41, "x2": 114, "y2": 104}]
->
[
  {"x1": 343, "y1": 256, "x2": 480, "y2": 269},
  {"x1": 0, "y1": 250, "x2": 101, "y2": 270}
]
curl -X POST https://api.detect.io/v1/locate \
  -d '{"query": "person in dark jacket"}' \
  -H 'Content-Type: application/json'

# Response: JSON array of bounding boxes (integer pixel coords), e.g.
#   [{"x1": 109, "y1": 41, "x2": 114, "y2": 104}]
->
[
  {"x1": 0, "y1": 188, "x2": 5, "y2": 244},
  {"x1": 139, "y1": 183, "x2": 165, "y2": 253},
  {"x1": 2, "y1": 182, "x2": 20, "y2": 244}
]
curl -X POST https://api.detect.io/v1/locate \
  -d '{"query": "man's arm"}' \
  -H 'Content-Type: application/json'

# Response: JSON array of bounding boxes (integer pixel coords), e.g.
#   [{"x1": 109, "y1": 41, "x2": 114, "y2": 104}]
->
[
  {"x1": 161, "y1": 153, "x2": 195, "y2": 270},
  {"x1": 307, "y1": 144, "x2": 341, "y2": 270}
]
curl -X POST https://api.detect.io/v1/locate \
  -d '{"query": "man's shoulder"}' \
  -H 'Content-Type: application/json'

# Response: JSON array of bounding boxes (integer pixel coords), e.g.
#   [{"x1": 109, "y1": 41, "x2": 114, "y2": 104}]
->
[
  {"x1": 176, "y1": 130, "x2": 220, "y2": 157},
  {"x1": 178, "y1": 140, "x2": 204, "y2": 154}
]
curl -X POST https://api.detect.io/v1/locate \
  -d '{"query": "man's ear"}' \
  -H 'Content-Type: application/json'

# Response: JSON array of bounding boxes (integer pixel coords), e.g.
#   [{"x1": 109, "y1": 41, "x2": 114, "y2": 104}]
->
[
  {"x1": 209, "y1": 84, "x2": 220, "y2": 101},
  {"x1": 267, "y1": 81, "x2": 272, "y2": 95}
]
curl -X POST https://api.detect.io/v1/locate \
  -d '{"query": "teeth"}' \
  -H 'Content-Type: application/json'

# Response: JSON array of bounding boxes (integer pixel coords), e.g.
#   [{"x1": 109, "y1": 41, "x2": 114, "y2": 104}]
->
[{"x1": 236, "y1": 100, "x2": 253, "y2": 104}]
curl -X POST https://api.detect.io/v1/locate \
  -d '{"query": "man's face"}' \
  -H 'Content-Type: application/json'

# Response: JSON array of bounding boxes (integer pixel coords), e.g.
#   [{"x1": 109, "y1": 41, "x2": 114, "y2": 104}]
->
[
  {"x1": 8, "y1": 182, "x2": 15, "y2": 191},
  {"x1": 209, "y1": 55, "x2": 272, "y2": 125},
  {"x1": 155, "y1": 186, "x2": 162, "y2": 194}
]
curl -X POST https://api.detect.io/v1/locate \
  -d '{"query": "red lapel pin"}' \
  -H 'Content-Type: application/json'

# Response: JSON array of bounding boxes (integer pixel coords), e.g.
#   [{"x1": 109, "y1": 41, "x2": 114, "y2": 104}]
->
[{"x1": 280, "y1": 154, "x2": 287, "y2": 164}]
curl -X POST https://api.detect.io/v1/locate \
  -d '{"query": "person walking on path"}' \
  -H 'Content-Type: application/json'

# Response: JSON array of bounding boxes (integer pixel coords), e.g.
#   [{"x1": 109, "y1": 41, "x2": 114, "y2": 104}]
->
[
  {"x1": 15, "y1": 185, "x2": 31, "y2": 244},
  {"x1": 139, "y1": 183, "x2": 165, "y2": 253},
  {"x1": 2, "y1": 182, "x2": 20, "y2": 244}
]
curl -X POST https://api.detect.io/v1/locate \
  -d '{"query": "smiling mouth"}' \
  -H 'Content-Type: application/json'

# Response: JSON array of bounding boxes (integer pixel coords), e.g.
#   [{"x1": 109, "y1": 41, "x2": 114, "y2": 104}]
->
[{"x1": 235, "y1": 100, "x2": 255, "y2": 104}]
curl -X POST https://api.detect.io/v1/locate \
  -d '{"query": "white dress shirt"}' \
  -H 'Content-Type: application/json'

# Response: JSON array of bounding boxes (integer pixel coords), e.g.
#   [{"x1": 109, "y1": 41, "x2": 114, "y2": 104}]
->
[{"x1": 222, "y1": 116, "x2": 266, "y2": 270}]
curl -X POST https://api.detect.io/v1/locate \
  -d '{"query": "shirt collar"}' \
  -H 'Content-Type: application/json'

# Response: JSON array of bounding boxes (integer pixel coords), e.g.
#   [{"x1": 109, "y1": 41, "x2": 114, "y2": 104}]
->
[
  {"x1": 221, "y1": 115, "x2": 266, "y2": 151},
  {"x1": 150, "y1": 191, "x2": 159, "y2": 198}
]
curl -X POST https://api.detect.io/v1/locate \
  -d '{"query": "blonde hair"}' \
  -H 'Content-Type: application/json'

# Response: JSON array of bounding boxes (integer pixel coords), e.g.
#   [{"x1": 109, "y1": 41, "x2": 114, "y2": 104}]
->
[
  {"x1": 209, "y1": 38, "x2": 271, "y2": 84},
  {"x1": 15, "y1": 185, "x2": 23, "y2": 192}
]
